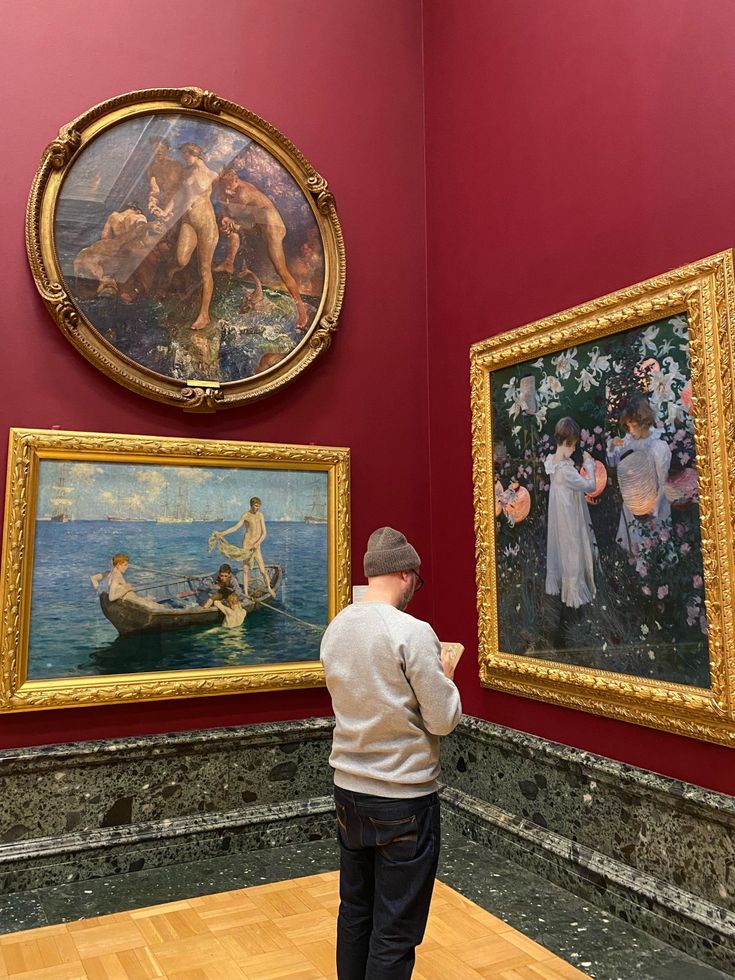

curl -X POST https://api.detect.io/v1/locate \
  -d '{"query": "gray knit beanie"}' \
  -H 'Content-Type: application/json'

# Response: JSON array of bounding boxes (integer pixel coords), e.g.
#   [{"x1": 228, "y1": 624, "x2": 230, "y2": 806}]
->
[{"x1": 363, "y1": 527, "x2": 421, "y2": 578}]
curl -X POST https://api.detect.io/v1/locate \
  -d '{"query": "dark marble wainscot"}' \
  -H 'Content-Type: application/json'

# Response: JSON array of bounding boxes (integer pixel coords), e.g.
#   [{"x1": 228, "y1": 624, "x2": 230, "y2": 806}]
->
[
  {"x1": 439, "y1": 717, "x2": 735, "y2": 974},
  {"x1": 0, "y1": 719, "x2": 335, "y2": 896}
]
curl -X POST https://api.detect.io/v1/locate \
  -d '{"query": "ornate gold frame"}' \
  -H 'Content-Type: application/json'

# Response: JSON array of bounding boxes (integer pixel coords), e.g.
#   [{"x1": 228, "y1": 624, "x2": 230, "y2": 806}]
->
[
  {"x1": 0, "y1": 428, "x2": 350, "y2": 711},
  {"x1": 26, "y1": 87, "x2": 346, "y2": 412},
  {"x1": 470, "y1": 250, "x2": 735, "y2": 745}
]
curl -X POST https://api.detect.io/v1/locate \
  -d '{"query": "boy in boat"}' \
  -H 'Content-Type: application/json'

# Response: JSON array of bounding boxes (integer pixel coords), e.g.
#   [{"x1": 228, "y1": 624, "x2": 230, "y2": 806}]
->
[
  {"x1": 210, "y1": 497, "x2": 276, "y2": 598},
  {"x1": 202, "y1": 563, "x2": 242, "y2": 608},
  {"x1": 105, "y1": 553, "x2": 162, "y2": 609}
]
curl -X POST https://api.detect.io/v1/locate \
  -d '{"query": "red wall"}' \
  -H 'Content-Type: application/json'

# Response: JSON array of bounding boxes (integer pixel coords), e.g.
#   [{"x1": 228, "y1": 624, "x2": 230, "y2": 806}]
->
[
  {"x1": 424, "y1": 0, "x2": 735, "y2": 794},
  {"x1": 3, "y1": 0, "x2": 734, "y2": 795},
  {"x1": 0, "y1": 0, "x2": 431, "y2": 745}
]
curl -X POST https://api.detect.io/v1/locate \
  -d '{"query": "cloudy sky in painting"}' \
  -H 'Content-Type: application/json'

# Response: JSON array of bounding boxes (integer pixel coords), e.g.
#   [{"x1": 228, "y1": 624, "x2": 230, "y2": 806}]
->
[{"x1": 37, "y1": 461, "x2": 328, "y2": 522}]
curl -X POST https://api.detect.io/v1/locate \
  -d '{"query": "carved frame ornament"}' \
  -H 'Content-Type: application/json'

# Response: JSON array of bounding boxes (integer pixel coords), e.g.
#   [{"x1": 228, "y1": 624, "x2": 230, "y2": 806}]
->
[
  {"x1": 471, "y1": 251, "x2": 735, "y2": 745},
  {"x1": 0, "y1": 429, "x2": 350, "y2": 711},
  {"x1": 26, "y1": 87, "x2": 346, "y2": 412}
]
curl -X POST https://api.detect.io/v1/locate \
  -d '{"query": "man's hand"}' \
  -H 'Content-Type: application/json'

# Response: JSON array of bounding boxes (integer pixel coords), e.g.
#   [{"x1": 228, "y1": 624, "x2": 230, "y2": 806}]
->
[{"x1": 440, "y1": 642, "x2": 464, "y2": 679}]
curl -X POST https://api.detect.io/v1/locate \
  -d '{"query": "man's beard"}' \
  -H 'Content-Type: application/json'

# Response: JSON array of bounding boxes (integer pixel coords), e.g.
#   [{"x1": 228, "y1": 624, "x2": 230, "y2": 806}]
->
[{"x1": 397, "y1": 585, "x2": 414, "y2": 612}]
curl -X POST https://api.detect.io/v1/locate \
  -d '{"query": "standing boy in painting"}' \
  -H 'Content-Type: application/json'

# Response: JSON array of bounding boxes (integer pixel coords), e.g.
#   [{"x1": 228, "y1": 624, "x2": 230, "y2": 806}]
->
[
  {"x1": 210, "y1": 497, "x2": 275, "y2": 598},
  {"x1": 544, "y1": 417, "x2": 598, "y2": 611}
]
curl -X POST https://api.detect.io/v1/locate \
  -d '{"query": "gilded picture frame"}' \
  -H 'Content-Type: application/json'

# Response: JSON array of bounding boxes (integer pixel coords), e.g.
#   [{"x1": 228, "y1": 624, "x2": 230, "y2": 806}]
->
[
  {"x1": 0, "y1": 428, "x2": 350, "y2": 711},
  {"x1": 26, "y1": 87, "x2": 346, "y2": 412},
  {"x1": 470, "y1": 250, "x2": 735, "y2": 745}
]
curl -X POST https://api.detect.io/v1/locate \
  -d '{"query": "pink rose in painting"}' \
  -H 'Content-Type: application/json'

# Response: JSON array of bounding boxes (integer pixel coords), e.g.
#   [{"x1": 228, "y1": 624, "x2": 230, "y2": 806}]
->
[
  {"x1": 637, "y1": 563, "x2": 648, "y2": 577},
  {"x1": 679, "y1": 453, "x2": 690, "y2": 465},
  {"x1": 594, "y1": 426, "x2": 602, "y2": 434},
  {"x1": 692, "y1": 575, "x2": 703, "y2": 589},
  {"x1": 681, "y1": 542, "x2": 691, "y2": 554},
  {"x1": 642, "y1": 585, "x2": 651, "y2": 595},
  {"x1": 659, "y1": 529, "x2": 670, "y2": 542},
  {"x1": 641, "y1": 538, "x2": 652, "y2": 550},
  {"x1": 676, "y1": 523, "x2": 686, "y2": 538},
  {"x1": 700, "y1": 611, "x2": 709, "y2": 636},
  {"x1": 680, "y1": 380, "x2": 693, "y2": 412},
  {"x1": 657, "y1": 585, "x2": 669, "y2": 599}
]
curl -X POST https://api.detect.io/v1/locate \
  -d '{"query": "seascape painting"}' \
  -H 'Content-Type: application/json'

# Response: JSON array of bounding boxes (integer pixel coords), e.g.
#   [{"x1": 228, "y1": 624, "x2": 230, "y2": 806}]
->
[
  {"x1": 54, "y1": 112, "x2": 326, "y2": 384},
  {"x1": 491, "y1": 312, "x2": 709, "y2": 688},
  {"x1": 26, "y1": 460, "x2": 330, "y2": 681}
]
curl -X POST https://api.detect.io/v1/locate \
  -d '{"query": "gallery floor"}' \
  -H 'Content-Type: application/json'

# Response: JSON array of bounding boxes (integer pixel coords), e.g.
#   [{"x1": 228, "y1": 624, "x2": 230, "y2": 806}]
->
[{"x1": 0, "y1": 834, "x2": 729, "y2": 980}]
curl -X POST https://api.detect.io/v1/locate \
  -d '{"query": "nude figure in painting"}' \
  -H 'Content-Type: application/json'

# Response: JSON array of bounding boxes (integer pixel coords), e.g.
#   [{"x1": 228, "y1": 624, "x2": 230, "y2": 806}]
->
[
  {"x1": 73, "y1": 206, "x2": 164, "y2": 302},
  {"x1": 158, "y1": 142, "x2": 220, "y2": 329},
  {"x1": 214, "y1": 168, "x2": 308, "y2": 329}
]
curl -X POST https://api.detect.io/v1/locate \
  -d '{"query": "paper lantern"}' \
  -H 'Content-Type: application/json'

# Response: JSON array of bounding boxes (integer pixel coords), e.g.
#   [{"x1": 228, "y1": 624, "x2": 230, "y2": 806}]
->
[
  {"x1": 494, "y1": 479, "x2": 504, "y2": 517},
  {"x1": 502, "y1": 482, "x2": 531, "y2": 526},
  {"x1": 584, "y1": 460, "x2": 608, "y2": 501},
  {"x1": 618, "y1": 450, "x2": 659, "y2": 516}
]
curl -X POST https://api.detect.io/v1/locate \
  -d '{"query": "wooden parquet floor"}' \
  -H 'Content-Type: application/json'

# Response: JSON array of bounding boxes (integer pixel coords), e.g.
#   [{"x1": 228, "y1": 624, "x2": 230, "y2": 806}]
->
[{"x1": 0, "y1": 872, "x2": 588, "y2": 980}]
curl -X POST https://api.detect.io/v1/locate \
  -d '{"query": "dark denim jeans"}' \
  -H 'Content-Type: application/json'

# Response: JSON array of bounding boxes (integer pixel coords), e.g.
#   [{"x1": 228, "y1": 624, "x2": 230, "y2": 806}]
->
[{"x1": 334, "y1": 785, "x2": 441, "y2": 980}]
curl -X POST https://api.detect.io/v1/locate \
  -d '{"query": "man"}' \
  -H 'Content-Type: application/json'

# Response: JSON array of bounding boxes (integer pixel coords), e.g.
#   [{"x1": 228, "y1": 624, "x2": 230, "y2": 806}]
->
[
  {"x1": 210, "y1": 497, "x2": 275, "y2": 597},
  {"x1": 320, "y1": 527, "x2": 463, "y2": 980},
  {"x1": 214, "y1": 167, "x2": 308, "y2": 328},
  {"x1": 147, "y1": 137, "x2": 184, "y2": 223}
]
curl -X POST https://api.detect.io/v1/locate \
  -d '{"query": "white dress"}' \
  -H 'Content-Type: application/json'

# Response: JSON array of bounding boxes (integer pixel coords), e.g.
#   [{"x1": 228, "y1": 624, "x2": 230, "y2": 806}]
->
[
  {"x1": 606, "y1": 430, "x2": 671, "y2": 552},
  {"x1": 544, "y1": 456, "x2": 597, "y2": 608}
]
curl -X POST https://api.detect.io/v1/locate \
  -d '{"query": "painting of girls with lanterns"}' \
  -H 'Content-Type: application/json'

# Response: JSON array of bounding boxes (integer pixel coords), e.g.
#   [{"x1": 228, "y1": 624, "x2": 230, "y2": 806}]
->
[{"x1": 491, "y1": 312, "x2": 709, "y2": 688}]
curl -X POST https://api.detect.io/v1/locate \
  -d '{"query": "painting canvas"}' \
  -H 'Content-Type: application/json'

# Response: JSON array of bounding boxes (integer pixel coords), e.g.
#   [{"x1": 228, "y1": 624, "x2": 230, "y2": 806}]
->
[
  {"x1": 56, "y1": 113, "x2": 324, "y2": 382},
  {"x1": 470, "y1": 251, "x2": 735, "y2": 745},
  {"x1": 26, "y1": 88, "x2": 345, "y2": 410},
  {"x1": 491, "y1": 313, "x2": 708, "y2": 687},
  {"x1": 0, "y1": 430, "x2": 350, "y2": 710}
]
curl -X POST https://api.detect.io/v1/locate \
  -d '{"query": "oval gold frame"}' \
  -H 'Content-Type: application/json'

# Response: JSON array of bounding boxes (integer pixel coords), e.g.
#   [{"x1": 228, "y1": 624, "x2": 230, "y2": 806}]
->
[{"x1": 26, "y1": 87, "x2": 346, "y2": 412}]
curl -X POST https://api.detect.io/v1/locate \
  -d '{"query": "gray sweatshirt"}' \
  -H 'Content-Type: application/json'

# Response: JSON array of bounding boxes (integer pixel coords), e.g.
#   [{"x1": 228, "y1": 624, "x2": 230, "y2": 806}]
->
[{"x1": 320, "y1": 601, "x2": 462, "y2": 797}]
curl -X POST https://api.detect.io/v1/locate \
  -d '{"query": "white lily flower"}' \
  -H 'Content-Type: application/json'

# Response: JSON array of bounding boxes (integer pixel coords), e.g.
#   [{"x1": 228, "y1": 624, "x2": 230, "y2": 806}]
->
[
  {"x1": 575, "y1": 368, "x2": 599, "y2": 393},
  {"x1": 640, "y1": 325, "x2": 660, "y2": 353},
  {"x1": 502, "y1": 377, "x2": 519, "y2": 403},
  {"x1": 587, "y1": 346, "x2": 611, "y2": 375}
]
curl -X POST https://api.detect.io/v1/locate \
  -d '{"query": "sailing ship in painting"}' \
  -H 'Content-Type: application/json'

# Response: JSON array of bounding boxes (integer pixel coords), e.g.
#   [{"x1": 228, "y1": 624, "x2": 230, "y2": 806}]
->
[
  {"x1": 42, "y1": 463, "x2": 73, "y2": 522},
  {"x1": 303, "y1": 492, "x2": 327, "y2": 524},
  {"x1": 28, "y1": 459, "x2": 330, "y2": 678},
  {"x1": 155, "y1": 486, "x2": 194, "y2": 524}
]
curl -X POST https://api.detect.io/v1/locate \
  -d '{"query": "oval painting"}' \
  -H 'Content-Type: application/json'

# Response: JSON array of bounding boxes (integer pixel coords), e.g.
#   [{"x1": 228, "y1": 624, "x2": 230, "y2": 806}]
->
[{"x1": 54, "y1": 112, "x2": 326, "y2": 385}]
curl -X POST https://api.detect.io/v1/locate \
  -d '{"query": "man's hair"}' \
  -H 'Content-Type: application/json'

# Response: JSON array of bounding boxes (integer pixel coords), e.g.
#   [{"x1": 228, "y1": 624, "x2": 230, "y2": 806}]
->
[
  {"x1": 112, "y1": 552, "x2": 129, "y2": 567},
  {"x1": 250, "y1": 496, "x2": 261, "y2": 506},
  {"x1": 218, "y1": 563, "x2": 232, "y2": 575},
  {"x1": 554, "y1": 417, "x2": 581, "y2": 447},
  {"x1": 226, "y1": 592, "x2": 239, "y2": 607},
  {"x1": 621, "y1": 395, "x2": 655, "y2": 429}
]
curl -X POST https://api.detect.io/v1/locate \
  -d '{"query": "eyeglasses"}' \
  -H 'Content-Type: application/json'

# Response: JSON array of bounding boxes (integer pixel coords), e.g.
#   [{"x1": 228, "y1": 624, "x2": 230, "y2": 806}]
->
[{"x1": 412, "y1": 570, "x2": 425, "y2": 592}]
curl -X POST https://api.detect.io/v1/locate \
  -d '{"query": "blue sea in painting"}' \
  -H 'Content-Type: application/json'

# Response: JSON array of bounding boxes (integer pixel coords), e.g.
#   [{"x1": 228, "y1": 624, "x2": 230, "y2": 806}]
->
[{"x1": 27, "y1": 520, "x2": 328, "y2": 680}]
